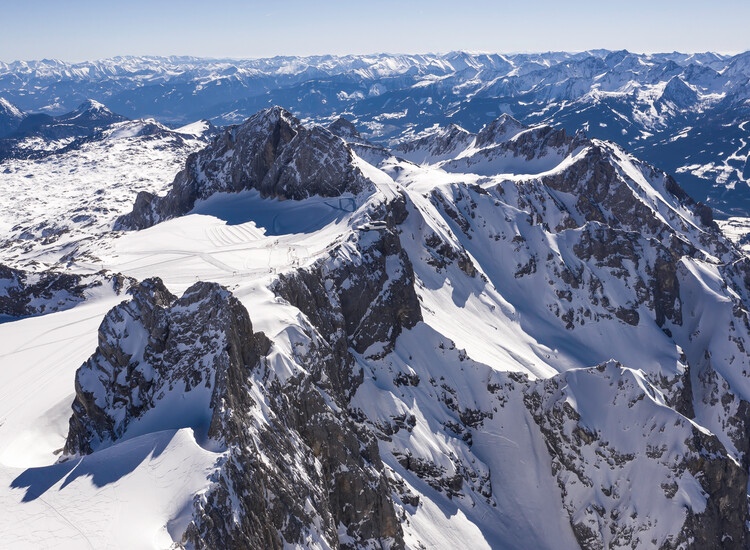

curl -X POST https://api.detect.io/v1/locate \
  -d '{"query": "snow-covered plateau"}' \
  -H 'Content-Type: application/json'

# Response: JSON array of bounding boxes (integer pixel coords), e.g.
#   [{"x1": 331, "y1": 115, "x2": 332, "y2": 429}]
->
[{"x1": 2, "y1": 100, "x2": 750, "y2": 549}]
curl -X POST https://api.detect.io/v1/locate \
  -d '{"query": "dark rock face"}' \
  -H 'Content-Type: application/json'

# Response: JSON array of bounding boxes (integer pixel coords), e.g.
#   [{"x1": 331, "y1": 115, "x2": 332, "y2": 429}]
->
[
  {"x1": 64, "y1": 274, "x2": 406, "y2": 549},
  {"x1": 0, "y1": 264, "x2": 129, "y2": 320},
  {"x1": 117, "y1": 106, "x2": 373, "y2": 230},
  {"x1": 185, "y1": 371, "x2": 404, "y2": 550},
  {"x1": 274, "y1": 196, "x2": 422, "y2": 363}
]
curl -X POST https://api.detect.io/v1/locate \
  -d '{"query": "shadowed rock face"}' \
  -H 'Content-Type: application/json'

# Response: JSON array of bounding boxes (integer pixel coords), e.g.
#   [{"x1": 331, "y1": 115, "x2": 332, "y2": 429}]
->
[
  {"x1": 63, "y1": 274, "x2": 405, "y2": 549},
  {"x1": 117, "y1": 106, "x2": 373, "y2": 230},
  {"x1": 274, "y1": 195, "x2": 421, "y2": 364}
]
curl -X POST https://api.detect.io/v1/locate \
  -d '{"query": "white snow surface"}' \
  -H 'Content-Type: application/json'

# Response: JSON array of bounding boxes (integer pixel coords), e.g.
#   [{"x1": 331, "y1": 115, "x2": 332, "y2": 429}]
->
[{"x1": 0, "y1": 122, "x2": 208, "y2": 267}]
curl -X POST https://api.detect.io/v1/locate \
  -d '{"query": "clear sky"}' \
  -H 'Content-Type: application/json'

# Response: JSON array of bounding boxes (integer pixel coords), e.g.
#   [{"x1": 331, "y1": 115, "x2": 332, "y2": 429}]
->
[{"x1": 1, "y1": 0, "x2": 748, "y2": 62}]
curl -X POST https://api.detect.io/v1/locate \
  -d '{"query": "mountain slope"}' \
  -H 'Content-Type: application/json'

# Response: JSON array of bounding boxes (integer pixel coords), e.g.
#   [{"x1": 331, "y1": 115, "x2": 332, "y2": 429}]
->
[
  {"x1": 2, "y1": 107, "x2": 750, "y2": 548},
  {"x1": 117, "y1": 107, "x2": 374, "y2": 230},
  {"x1": 0, "y1": 97, "x2": 23, "y2": 137}
]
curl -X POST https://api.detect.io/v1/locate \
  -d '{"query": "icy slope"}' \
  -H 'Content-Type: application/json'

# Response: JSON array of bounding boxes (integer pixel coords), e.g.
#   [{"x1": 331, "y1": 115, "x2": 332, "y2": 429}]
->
[{"x1": 2, "y1": 107, "x2": 750, "y2": 548}]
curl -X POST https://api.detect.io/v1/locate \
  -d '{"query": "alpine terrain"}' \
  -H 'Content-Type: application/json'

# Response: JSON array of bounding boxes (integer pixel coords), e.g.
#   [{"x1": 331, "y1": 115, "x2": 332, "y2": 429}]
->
[
  {"x1": 2, "y1": 51, "x2": 750, "y2": 216},
  {"x1": 1, "y1": 57, "x2": 750, "y2": 549}
]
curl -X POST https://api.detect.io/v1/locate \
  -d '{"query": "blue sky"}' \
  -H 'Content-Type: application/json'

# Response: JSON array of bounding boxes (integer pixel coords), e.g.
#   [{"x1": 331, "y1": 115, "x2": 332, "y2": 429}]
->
[{"x1": 1, "y1": 0, "x2": 748, "y2": 62}]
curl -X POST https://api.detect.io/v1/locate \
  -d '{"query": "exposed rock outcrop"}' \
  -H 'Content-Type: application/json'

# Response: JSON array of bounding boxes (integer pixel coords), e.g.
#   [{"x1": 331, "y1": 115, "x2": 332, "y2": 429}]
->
[
  {"x1": 0, "y1": 264, "x2": 130, "y2": 320},
  {"x1": 117, "y1": 106, "x2": 373, "y2": 230},
  {"x1": 274, "y1": 195, "x2": 421, "y2": 365},
  {"x1": 64, "y1": 274, "x2": 406, "y2": 549},
  {"x1": 521, "y1": 361, "x2": 748, "y2": 549}
]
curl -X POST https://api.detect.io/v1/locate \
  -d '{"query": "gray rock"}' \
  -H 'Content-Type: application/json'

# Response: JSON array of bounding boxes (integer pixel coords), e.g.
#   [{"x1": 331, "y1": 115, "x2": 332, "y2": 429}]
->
[
  {"x1": 117, "y1": 106, "x2": 373, "y2": 230},
  {"x1": 64, "y1": 275, "x2": 405, "y2": 549},
  {"x1": 0, "y1": 264, "x2": 131, "y2": 320}
]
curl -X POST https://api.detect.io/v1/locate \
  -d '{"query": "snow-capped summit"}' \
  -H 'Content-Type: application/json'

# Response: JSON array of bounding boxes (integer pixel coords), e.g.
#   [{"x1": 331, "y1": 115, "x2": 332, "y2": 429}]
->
[
  {"x1": 0, "y1": 97, "x2": 24, "y2": 137},
  {"x1": 474, "y1": 113, "x2": 527, "y2": 147},
  {"x1": 63, "y1": 99, "x2": 126, "y2": 125},
  {"x1": 327, "y1": 116, "x2": 361, "y2": 140},
  {"x1": 658, "y1": 76, "x2": 700, "y2": 109},
  {"x1": 394, "y1": 122, "x2": 474, "y2": 164},
  {"x1": 72, "y1": 98, "x2": 108, "y2": 113},
  {"x1": 117, "y1": 106, "x2": 375, "y2": 230}
]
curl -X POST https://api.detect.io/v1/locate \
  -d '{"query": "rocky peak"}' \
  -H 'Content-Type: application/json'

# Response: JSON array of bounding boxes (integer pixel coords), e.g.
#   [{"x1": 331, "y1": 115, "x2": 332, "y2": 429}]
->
[
  {"x1": 62, "y1": 99, "x2": 126, "y2": 125},
  {"x1": 327, "y1": 116, "x2": 361, "y2": 140},
  {"x1": 73, "y1": 99, "x2": 109, "y2": 114},
  {"x1": 63, "y1": 278, "x2": 269, "y2": 456},
  {"x1": 117, "y1": 106, "x2": 373, "y2": 230},
  {"x1": 441, "y1": 121, "x2": 585, "y2": 176},
  {"x1": 274, "y1": 194, "x2": 422, "y2": 391},
  {"x1": 394, "y1": 122, "x2": 474, "y2": 164},
  {"x1": 659, "y1": 76, "x2": 699, "y2": 109},
  {"x1": 63, "y1": 271, "x2": 405, "y2": 548},
  {"x1": 474, "y1": 112, "x2": 527, "y2": 147},
  {"x1": 540, "y1": 140, "x2": 716, "y2": 240}
]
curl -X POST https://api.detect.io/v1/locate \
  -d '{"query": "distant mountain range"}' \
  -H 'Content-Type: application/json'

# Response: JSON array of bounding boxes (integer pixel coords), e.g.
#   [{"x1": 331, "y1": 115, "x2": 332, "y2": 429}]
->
[{"x1": 0, "y1": 50, "x2": 748, "y2": 216}]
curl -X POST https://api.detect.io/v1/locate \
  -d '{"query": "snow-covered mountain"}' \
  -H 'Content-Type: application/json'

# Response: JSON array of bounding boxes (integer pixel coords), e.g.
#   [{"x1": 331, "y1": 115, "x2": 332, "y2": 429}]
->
[
  {"x1": 2, "y1": 106, "x2": 750, "y2": 548},
  {"x1": 0, "y1": 97, "x2": 23, "y2": 137},
  {"x1": 1, "y1": 50, "x2": 748, "y2": 216}
]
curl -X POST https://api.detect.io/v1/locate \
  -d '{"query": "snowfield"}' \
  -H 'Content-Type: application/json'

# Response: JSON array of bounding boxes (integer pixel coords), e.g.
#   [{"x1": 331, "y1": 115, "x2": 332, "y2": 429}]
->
[{"x1": 0, "y1": 120, "x2": 209, "y2": 268}]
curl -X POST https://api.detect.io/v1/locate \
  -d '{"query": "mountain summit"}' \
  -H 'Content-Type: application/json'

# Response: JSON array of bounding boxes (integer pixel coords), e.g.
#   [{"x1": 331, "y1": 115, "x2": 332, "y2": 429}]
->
[{"x1": 117, "y1": 106, "x2": 374, "y2": 229}]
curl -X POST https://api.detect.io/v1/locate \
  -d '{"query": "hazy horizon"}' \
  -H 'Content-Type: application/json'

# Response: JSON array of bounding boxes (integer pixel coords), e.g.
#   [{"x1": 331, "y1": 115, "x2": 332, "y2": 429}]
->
[
  {"x1": 1, "y1": 0, "x2": 749, "y2": 63},
  {"x1": 1, "y1": 48, "x2": 749, "y2": 65}
]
